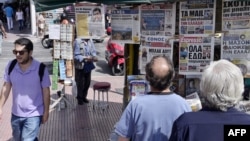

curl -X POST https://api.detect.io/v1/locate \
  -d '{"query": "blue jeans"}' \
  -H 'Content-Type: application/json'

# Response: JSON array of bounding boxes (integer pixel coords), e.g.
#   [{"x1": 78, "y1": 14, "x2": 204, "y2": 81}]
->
[
  {"x1": 11, "y1": 114, "x2": 42, "y2": 141},
  {"x1": 18, "y1": 20, "x2": 24, "y2": 30}
]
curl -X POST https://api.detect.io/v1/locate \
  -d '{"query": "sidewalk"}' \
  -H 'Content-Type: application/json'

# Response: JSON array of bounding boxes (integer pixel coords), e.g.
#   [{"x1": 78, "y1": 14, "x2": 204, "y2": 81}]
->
[
  {"x1": 0, "y1": 20, "x2": 125, "y2": 141},
  {"x1": 0, "y1": 76, "x2": 125, "y2": 141},
  {"x1": 3, "y1": 21, "x2": 40, "y2": 43}
]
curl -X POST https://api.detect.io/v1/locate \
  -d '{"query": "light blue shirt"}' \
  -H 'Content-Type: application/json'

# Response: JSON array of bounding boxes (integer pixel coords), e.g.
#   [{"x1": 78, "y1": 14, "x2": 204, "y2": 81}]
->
[
  {"x1": 74, "y1": 38, "x2": 97, "y2": 62},
  {"x1": 115, "y1": 93, "x2": 192, "y2": 141}
]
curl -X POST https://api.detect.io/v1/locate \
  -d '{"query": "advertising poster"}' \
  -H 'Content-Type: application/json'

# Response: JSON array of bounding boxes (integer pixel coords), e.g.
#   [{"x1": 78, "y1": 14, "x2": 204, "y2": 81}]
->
[
  {"x1": 185, "y1": 76, "x2": 201, "y2": 96},
  {"x1": 221, "y1": 30, "x2": 250, "y2": 78},
  {"x1": 222, "y1": 0, "x2": 250, "y2": 78},
  {"x1": 76, "y1": 14, "x2": 89, "y2": 37},
  {"x1": 179, "y1": 0, "x2": 216, "y2": 35},
  {"x1": 139, "y1": 3, "x2": 176, "y2": 74},
  {"x1": 139, "y1": 36, "x2": 173, "y2": 74},
  {"x1": 178, "y1": 0, "x2": 216, "y2": 75},
  {"x1": 111, "y1": 9, "x2": 140, "y2": 44},
  {"x1": 179, "y1": 35, "x2": 214, "y2": 75},
  {"x1": 48, "y1": 24, "x2": 60, "y2": 40},
  {"x1": 140, "y1": 4, "x2": 176, "y2": 36},
  {"x1": 37, "y1": 8, "x2": 64, "y2": 35},
  {"x1": 75, "y1": 5, "x2": 105, "y2": 39},
  {"x1": 222, "y1": 0, "x2": 250, "y2": 31},
  {"x1": 127, "y1": 75, "x2": 149, "y2": 101},
  {"x1": 52, "y1": 60, "x2": 59, "y2": 90}
]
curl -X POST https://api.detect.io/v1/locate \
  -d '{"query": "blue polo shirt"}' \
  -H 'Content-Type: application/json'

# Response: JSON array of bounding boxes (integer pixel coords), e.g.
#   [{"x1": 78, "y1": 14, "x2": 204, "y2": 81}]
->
[
  {"x1": 4, "y1": 6, "x2": 13, "y2": 17},
  {"x1": 169, "y1": 108, "x2": 250, "y2": 141},
  {"x1": 3, "y1": 59, "x2": 51, "y2": 117}
]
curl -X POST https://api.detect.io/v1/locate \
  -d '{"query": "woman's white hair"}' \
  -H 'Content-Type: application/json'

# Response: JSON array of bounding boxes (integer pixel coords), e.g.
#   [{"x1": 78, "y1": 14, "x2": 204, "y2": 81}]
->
[{"x1": 200, "y1": 59, "x2": 244, "y2": 111}]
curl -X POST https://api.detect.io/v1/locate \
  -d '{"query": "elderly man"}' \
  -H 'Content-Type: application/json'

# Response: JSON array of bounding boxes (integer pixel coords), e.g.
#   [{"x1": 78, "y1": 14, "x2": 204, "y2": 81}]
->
[
  {"x1": 169, "y1": 59, "x2": 250, "y2": 141},
  {"x1": 115, "y1": 55, "x2": 191, "y2": 141}
]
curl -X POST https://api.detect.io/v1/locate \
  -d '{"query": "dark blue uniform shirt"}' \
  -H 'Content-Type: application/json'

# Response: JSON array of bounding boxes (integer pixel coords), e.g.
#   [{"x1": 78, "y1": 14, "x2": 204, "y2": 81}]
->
[{"x1": 169, "y1": 108, "x2": 250, "y2": 141}]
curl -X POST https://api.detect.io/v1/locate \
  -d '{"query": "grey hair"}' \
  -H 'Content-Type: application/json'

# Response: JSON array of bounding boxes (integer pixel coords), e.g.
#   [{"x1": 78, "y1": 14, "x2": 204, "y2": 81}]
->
[{"x1": 200, "y1": 59, "x2": 244, "y2": 111}]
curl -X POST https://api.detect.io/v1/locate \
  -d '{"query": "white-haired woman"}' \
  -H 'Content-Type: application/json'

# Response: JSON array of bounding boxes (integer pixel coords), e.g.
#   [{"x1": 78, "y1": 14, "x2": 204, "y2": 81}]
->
[{"x1": 169, "y1": 59, "x2": 250, "y2": 141}]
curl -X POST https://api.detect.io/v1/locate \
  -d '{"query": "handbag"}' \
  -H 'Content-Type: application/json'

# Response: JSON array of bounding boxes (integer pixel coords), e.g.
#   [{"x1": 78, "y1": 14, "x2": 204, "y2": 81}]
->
[
  {"x1": 74, "y1": 59, "x2": 84, "y2": 69},
  {"x1": 83, "y1": 62, "x2": 96, "y2": 73}
]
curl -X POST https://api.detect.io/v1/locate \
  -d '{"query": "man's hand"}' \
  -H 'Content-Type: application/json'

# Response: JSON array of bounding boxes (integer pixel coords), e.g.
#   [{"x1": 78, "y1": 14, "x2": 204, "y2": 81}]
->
[
  {"x1": 85, "y1": 56, "x2": 98, "y2": 62},
  {"x1": 42, "y1": 111, "x2": 49, "y2": 124},
  {"x1": 92, "y1": 56, "x2": 98, "y2": 62}
]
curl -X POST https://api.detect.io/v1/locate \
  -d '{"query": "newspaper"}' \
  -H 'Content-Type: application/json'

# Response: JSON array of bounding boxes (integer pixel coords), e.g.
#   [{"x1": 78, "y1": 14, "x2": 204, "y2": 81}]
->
[
  {"x1": 129, "y1": 80, "x2": 149, "y2": 101},
  {"x1": 185, "y1": 92, "x2": 202, "y2": 112}
]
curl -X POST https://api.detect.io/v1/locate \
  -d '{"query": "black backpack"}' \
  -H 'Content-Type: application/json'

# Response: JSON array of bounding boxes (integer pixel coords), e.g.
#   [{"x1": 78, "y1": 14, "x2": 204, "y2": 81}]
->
[{"x1": 8, "y1": 59, "x2": 46, "y2": 81}]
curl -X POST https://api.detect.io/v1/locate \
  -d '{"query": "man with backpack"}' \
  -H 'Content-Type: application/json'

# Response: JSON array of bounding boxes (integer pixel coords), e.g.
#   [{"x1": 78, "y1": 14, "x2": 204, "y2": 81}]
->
[{"x1": 0, "y1": 38, "x2": 51, "y2": 141}]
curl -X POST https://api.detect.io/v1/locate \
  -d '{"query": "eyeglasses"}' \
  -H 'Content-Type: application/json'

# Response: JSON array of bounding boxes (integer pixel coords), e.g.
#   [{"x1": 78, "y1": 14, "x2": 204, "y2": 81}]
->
[{"x1": 13, "y1": 50, "x2": 27, "y2": 55}]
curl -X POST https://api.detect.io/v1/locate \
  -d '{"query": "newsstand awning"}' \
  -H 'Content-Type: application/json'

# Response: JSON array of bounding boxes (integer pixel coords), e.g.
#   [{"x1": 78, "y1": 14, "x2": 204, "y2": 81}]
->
[{"x1": 34, "y1": 0, "x2": 174, "y2": 12}]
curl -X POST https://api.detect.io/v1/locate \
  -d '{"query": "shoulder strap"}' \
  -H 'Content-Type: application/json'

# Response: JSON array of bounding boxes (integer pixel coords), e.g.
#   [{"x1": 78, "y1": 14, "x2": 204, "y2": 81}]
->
[
  {"x1": 8, "y1": 59, "x2": 17, "y2": 75},
  {"x1": 39, "y1": 63, "x2": 46, "y2": 82},
  {"x1": 8, "y1": 60, "x2": 45, "y2": 82}
]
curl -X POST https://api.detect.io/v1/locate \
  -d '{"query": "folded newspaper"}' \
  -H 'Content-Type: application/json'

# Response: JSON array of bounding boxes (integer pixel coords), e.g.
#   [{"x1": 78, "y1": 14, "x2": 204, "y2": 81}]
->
[{"x1": 185, "y1": 92, "x2": 202, "y2": 112}]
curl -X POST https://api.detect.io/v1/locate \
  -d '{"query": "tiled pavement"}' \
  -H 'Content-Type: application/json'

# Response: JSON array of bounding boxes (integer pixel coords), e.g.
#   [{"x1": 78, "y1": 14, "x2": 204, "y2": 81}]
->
[
  {"x1": 0, "y1": 76, "x2": 124, "y2": 141},
  {"x1": 3, "y1": 21, "x2": 40, "y2": 43},
  {"x1": 0, "y1": 22, "x2": 125, "y2": 141}
]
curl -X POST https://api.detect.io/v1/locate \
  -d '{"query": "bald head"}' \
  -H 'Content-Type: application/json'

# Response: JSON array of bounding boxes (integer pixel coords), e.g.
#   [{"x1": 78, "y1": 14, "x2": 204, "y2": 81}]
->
[
  {"x1": 146, "y1": 55, "x2": 175, "y2": 91},
  {"x1": 152, "y1": 57, "x2": 170, "y2": 78}
]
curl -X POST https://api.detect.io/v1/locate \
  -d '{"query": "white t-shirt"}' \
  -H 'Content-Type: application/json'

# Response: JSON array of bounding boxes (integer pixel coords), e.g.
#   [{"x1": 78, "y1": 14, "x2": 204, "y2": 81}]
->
[{"x1": 16, "y1": 11, "x2": 23, "y2": 20}]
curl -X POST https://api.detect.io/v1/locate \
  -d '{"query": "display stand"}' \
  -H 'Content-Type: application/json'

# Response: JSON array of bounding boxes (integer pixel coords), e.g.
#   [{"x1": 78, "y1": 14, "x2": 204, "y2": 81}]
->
[
  {"x1": 49, "y1": 24, "x2": 76, "y2": 111},
  {"x1": 50, "y1": 80, "x2": 76, "y2": 111}
]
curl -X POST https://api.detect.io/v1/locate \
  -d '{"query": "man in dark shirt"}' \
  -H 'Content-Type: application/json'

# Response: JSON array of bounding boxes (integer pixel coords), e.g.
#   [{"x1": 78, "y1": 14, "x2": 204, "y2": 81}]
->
[
  {"x1": 105, "y1": 9, "x2": 111, "y2": 29},
  {"x1": 169, "y1": 59, "x2": 250, "y2": 141}
]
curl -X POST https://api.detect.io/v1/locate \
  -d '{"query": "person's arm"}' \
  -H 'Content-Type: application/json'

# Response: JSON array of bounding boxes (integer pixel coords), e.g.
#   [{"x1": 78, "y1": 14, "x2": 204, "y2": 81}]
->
[
  {"x1": 0, "y1": 19, "x2": 6, "y2": 38},
  {"x1": 0, "y1": 82, "x2": 12, "y2": 120},
  {"x1": 74, "y1": 39, "x2": 87, "y2": 62},
  {"x1": 1, "y1": 24, "x2": 6, "y2": 38},
  {"x1": 42, "y1": 87, "x2": 50, "y2": 124},
  {"x1": 88, "y1": 39, "x2": 98, "y2": 62}
]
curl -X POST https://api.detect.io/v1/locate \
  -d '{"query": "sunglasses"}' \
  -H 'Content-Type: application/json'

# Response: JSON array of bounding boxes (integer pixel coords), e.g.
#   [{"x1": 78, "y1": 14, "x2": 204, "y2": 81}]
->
[{"x1": 13, "y1": 50, "x2": 27, "y2": 55}]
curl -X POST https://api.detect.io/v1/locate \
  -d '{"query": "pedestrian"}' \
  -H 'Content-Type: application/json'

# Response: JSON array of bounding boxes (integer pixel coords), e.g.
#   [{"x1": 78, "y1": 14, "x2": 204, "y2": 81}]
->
[
  {"x1": 105, "y1": 9, "x2": 111, "y2": 29},
  {"x1": 37, "y1": 13, "x2": 45, "y2": 37},
  {"x1": 4, "y1": 3, "x2": 14, "y2": 31},
  {"x1": 0, "y1": 19, "x2": 7, "y2": 55},
  {"x1": 15, "y1": 8, "x2": 24, "y2": 31},
  {"x1": 74, "y1": 38, "x2": 98, "y2": 105},
  {"x1": 169, "y1": 59, "x2": 250, "y2": 141},
  {"x1": 25, "y1": 5, "x2": 30, "y2": 28},
  {"x1": 0, "y1": 38, "x2": 51, "y2": 141},
  {"x1": 115, "y1": 55, "x2": 192, "y2": 141},
  {"x1": 60, "y1": 13, "x2": 69, "y2": 24}
]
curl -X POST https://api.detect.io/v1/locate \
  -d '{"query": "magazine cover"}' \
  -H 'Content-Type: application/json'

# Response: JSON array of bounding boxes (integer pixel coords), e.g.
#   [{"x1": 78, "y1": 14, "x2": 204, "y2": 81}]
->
[
  {"x1": 127, "y1": 75, "x2": 149, "y2": 101},
  {"x1": 129, "y1": 80, "x2": 149, "y2": 101},
  {"x1": 185, "y1": 76, "x2": 201, "y2": 96}
]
